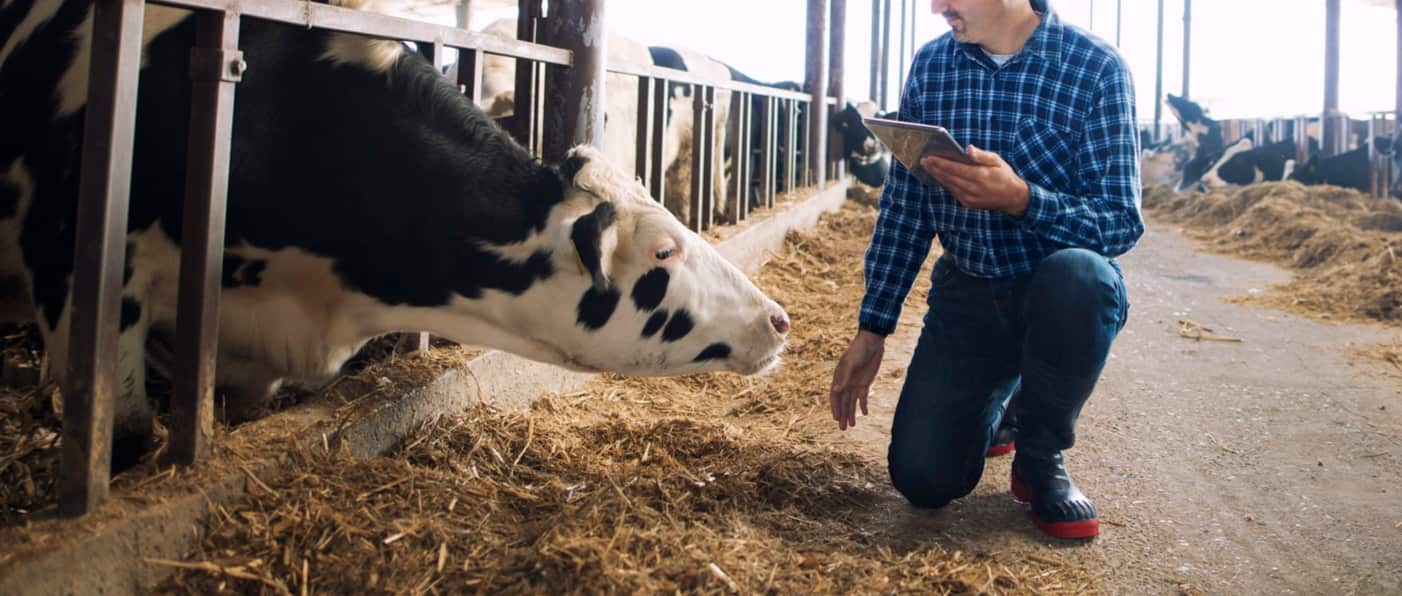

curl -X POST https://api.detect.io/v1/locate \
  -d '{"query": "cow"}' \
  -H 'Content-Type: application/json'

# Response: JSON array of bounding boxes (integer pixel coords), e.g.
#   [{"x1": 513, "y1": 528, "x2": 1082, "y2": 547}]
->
[
  {"x1": 0, "y1": 0, "x2": 790, "y2": 469},
  {"x1": 647, "y1": 45, "x2": 734, "y2": 225},
  {"x1": 1200, "y1": 138, "x2": 1303, "y2": 189},
  {"x1": 1165, "y1": 94, "x2": 1224, "y2": 157},
  {"x1": 1288, "y1": 138, "x2": 1382, "y2": 193}
]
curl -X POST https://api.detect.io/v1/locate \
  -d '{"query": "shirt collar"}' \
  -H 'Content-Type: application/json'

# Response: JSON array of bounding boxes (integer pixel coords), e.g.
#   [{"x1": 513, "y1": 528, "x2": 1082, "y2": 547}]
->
[{"x1": 953, "y1": 6, "x2": 1063, "y2": 69}]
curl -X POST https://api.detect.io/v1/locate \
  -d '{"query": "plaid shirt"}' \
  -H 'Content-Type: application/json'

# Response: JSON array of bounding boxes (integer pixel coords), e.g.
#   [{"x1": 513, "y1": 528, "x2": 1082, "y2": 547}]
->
[{"x1": 859, "y1": 8, "x2": 1144, "y2": 336}]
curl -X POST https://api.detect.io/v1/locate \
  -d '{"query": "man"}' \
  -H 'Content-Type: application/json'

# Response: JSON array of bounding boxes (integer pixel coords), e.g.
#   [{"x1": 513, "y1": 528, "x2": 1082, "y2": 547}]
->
[{"x1": 828, "y1": 0, "x2": 1142, "y2": 539}]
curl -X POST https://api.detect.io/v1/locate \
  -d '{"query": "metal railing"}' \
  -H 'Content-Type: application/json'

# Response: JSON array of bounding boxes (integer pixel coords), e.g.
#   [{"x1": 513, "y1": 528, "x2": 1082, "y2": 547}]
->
[{"x1": 58, "y1": 0, "x2": 837, "y2": 516}]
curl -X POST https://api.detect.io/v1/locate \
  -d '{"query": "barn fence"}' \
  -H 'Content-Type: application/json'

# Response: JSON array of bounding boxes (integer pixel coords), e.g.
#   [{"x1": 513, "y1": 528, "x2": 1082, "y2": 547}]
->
[{"x1": 59, "y1": 0, "x2": 844, "y2": 516}]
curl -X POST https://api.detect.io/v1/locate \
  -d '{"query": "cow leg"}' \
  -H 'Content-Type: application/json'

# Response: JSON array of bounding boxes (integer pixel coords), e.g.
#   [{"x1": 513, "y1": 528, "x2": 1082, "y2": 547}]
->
[{"x1": 34, "y1": 290, "x2": 156, "y2": 471}]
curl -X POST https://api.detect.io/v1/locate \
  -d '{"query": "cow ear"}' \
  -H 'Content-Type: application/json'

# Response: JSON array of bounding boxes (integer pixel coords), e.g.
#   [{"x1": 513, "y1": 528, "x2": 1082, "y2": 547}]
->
[{"x1": 570, "y1": 201, "x2": 618, "y2": 293}]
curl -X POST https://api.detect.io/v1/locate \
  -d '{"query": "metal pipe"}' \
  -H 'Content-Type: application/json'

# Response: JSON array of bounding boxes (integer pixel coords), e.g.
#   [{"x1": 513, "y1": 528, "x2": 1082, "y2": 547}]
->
[
  {"x1": 830, "y1": 0, "x2": 846, "y2": 180},
  {"x1": 542, "y1": 0, "x2": 607, "y2": 162},
  {"x1": 1116, "y1": 0, "x2": 1121, "y2": 47},
  {"x1": 879, "y1": 0, "x2": 891, "y2": 109},
  {"x1": 1153, "y1": 0, "x2": 1163, "y2": 141},
  {"x1": 1324, "y1": 0, "x2": 1343, "y2": 156},
  {"x1": 807, "y1": 0, "x2": 831, "y2": 189},
  {"x1": 1181, "y1": 0, "x2": 1191, "y2": 99}
]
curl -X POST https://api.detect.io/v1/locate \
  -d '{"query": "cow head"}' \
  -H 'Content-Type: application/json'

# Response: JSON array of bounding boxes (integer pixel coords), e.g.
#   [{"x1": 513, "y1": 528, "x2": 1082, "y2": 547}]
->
[
  {"x1": 458, "y1": 146, "x2": 789, "y2": 377},
  {"x1": 830, "y1": 101, "x2": 892, "y2": 186}
]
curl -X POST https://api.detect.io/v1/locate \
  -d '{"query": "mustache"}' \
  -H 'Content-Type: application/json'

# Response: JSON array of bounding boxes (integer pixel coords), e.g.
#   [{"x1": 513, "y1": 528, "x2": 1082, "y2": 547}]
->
[{"x1": 942, "y1": 10, "x2": 960, "y2": 19}]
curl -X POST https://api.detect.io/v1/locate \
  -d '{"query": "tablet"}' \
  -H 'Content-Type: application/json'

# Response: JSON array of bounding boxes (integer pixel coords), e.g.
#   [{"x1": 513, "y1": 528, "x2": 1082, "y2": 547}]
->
[{"x1": 861, "y1": 116, "x2": 977, "y2": 170}]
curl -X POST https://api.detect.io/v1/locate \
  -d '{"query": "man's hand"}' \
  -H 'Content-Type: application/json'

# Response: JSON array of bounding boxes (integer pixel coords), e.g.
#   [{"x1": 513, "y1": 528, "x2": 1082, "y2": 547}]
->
[
  {"x1": 920, "y1": 145, "x2": 1031, "y2": 216},
  {"x1": 829, "y1": 330, "x2": 886, "y2": 430}
]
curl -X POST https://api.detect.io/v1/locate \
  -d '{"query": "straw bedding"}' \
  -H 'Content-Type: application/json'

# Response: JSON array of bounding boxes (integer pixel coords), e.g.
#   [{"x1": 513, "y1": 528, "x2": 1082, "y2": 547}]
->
[{"x1": 158, "y1": 199, "x2": 1093, "y2": 595}]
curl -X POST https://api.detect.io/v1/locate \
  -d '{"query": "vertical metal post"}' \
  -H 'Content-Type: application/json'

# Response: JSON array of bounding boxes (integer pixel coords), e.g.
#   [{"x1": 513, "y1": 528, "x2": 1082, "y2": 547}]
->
[
  {"x1": 1323, "y1": 0, "x2": 1343, "y2": 157},
  {"x1": 1153, "y1": 0, "x2": 1164, "y2": 141},
  {"x1": 458, "y1": 48, "x2": 484, "y2": 105},
  {"x1": 763, "y1": 96, "x2": 778, "y2": 207},
  {"x1": 170, "y1": 9, "x2": 240, "y2": 466},
  {"x1": 1181, "y1": 0, "x2": 1191, "y2": 99},
  {"x1": 456, "y1": 0, "x2": 472, "y2": 30},
  {"x1": 870, "y1": 0, "x2": 882, "y2": 101},
  {"x1": 786, "y1": 99, "x2": 799, "y2": 193},
  {"x1": 896, "y1": 0, "x2": 906, "y2": 92},
  {"x1": 1296, "y1": 115, "x2": 1311, "y2": 164},
  {"x1": 807, "y1": 0, "x2": 830, "y2": 189},
  {"x1": 512, "y1": 0, "x2": 543, "y2": 150},
  {"x1": 879, "y1": 0, "x2": 891, "y2": 110},
  {"x1": 648, "y1": 78, "x2": 668, "y2": 204},
  {"x1": 59, "y1": 0, "x2": 145, "y2": 516},
  {"x1": 829, "y1": 0, "x2": 846, "y2": 181},
  {"x1": 689, "y1": 85, "x2": 714, "y2": 232},
  {"x1": 728, "y1": 91, "x2": 751, "y2": 224},
  {"x1": 1088, "y1": 0, "x2": 1094, "y2": 31},
  {"x1": 1116, "y1": 0, "x2": 1122, "y2": 47},
  {"x1": 1397, "y1": 0, "x2": 1402, "y2": 129},
  {"x1": 542, "y1": 0, "x2": 607, "y2": 162},
  {"x1": 635, "y1": 77, "x2": 655, "y2": 188}
]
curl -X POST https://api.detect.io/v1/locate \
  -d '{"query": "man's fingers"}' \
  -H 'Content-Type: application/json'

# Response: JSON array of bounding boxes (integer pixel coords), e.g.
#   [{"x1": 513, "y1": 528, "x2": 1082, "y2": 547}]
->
[
  {"x1": 966, "y1": 143, "x2": 1001, "y2": 166},
  {"x1": 860, "y1": 392, "x2": 869, "y2": 416}
]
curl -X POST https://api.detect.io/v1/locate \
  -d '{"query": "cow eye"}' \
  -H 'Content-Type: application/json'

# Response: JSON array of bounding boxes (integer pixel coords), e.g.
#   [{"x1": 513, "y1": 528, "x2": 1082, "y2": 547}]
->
[{"x1": 655, "y1": 247, "x2": 675, "y2": 260}]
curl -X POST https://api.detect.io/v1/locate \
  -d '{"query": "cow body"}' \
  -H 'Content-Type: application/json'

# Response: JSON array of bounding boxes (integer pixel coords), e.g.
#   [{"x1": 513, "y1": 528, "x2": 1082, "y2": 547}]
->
[{"x1": 0, "y1": 0, "x2": 789, "y2": 467}]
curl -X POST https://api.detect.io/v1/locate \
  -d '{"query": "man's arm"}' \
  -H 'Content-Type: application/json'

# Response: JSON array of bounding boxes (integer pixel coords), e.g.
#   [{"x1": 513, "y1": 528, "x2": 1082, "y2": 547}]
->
[{"x1": 1017, "y1": 61, "x2": 1144, "y2": 258}]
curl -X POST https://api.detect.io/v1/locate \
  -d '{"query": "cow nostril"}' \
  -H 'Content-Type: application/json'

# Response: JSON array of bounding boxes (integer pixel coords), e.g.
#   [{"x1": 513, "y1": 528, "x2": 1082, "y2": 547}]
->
[{"x1": 770, "y1": 314, "x2": 790, "y2": 336}]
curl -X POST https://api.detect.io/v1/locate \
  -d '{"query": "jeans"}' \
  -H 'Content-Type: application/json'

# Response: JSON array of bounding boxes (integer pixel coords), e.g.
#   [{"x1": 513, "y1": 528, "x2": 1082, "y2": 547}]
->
[{"x1": 887, "y1": 248, "x2": 1130, "y2": 509}]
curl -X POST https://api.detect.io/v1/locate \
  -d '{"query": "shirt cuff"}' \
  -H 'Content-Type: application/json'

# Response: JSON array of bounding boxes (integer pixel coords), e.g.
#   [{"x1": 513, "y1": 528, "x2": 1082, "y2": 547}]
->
[
  {"x1": 857, "y1": 311, "x2": 897, "y2": 337},
  {"x1": 1019, "y1": 182, "x2": 1061, "y2": 233}
]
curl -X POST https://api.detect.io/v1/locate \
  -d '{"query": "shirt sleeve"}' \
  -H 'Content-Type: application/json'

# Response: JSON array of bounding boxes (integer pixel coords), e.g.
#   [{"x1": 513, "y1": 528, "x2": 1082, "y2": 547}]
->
[
  {"x1": 1018, "y1": 59, "x2": 1144, "y2": 258},
  {"x1": 858, "y1": 58, "x2": 937, "y2": 336}
]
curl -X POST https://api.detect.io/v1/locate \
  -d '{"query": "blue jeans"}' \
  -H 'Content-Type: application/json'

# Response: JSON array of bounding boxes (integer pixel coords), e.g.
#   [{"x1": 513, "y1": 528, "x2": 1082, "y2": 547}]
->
[{"x1": 887, "y1": 248, "x2": 1130, "y2": 509}]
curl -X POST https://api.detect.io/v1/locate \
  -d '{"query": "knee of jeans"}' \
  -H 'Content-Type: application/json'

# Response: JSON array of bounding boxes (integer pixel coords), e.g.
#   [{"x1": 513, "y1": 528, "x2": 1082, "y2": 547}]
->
[
  {"x1": 888, "y1": 458, "x2": 977, "y2": 509},
  {"x1": 1028, "y1": 249, "x2": 1120, "y2": 316}
]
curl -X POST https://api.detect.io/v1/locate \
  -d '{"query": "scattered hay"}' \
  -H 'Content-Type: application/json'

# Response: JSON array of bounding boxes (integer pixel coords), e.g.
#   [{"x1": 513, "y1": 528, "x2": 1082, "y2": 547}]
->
[
  {"x1": 1143, "y1": 182, "x2": 1402, "y2": 324},
  {"x1": 846, "y1": 183, "x2": 882, "y2": 208},
  {"x1": 1352, "y1": 340, "x2": 1402, "y2": 375},
  {"x1": 161, "y1": 203, "x2": 1087, "y2": 595}
]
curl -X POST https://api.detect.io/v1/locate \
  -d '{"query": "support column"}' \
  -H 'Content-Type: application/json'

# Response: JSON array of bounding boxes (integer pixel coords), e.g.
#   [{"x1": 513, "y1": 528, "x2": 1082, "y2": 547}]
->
[
  {"x1": 542, "y1": 0, "x2": 607, "y2": 162},
  {"x1": 806, "y1": 0, "x2": 831, "y2": 189}
]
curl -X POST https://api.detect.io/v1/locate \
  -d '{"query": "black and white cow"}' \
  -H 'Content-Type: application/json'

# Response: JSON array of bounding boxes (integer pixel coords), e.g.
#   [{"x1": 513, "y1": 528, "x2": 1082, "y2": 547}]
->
[
  {"x1": 1288, "y1": 137, "x2": 1382, "y2": 193},
  {"x1": 1200, "y1": 137, "x2": 1302, "y2": 188},
  {"x1": 0, "y1": 0, "x2": 790, "y2": 468}
]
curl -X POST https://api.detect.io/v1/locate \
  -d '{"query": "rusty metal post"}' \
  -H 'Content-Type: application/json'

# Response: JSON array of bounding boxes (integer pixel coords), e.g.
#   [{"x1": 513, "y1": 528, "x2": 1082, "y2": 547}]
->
[
  {"x1": 59, "y1": 0, "x2": 145, "y2": 516},
  {"x1": 169, "y1": 10, "x2": 241, "y2": 466},
  {"x1": 542, "y1": 0, "x2": 607, "y2": 163},
  {"x1": 829, "y1": 0, "x2": 846, "y2": 181},
  {"x1": 512, "y1": 0, "x2": 544, "y2": 151},
  {"x1": 807, "y1": 0, "x2": 830, "y2": 189},
  {"x1": 1324, "y1": 0, "x2": 1343, "y2": 157}
]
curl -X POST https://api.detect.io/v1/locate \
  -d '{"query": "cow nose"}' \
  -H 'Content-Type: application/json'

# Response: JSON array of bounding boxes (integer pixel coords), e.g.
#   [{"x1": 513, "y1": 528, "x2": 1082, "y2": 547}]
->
[
  {"x1": 770, "y1": 314, "x2": 790, "y2": 336},
  {"x1": 863, "y1": 138, "x2": 876, "y2": 153}
]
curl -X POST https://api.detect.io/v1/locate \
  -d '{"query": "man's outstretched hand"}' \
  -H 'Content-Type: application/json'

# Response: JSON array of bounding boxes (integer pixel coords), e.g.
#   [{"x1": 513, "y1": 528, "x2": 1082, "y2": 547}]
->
[
  {"x1": 829, "y1": 330, "x2": 886, "y2": 430},
  {"x1": 920, "y1": 145, "x2": 1031, "y2": 216}
]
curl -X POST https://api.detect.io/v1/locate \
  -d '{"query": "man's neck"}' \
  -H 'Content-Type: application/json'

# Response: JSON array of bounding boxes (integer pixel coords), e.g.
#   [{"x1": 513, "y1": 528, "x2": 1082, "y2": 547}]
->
[{"x1": 979, "y1": 6, "x2": 1043, "y2": 55}]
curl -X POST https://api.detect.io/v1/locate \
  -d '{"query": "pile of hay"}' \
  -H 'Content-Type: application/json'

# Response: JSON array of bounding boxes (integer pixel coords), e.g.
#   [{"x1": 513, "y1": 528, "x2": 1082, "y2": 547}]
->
[
  {"x1": 1144, "y1": 182, "x2": 1402, "y2": 324},
  {"x1": 161, "y1": 203, "x2": 1090, "y2": 595}
]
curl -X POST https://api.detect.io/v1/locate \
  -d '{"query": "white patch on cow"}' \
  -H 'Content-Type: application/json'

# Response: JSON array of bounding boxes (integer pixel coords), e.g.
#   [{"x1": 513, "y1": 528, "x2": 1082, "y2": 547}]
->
[
  {"x1": 55, "y1": 5, "x2": 192, "y2": 116},
  {"x1": 1201, "y1": 138, "x2": 1254, "y2": 190},
  {"x1": 0, "y1": 0, "x2": 64, "y2": 69},
  {"x1": 1282, "y1": 159, "x2": 1296, "y2": 180},
  {"x1": 0, "y1": 160, "x2": 35, "y2": 322},
  {"x1": 320, "y1": 0, "x2": 403, "y2": 73}
]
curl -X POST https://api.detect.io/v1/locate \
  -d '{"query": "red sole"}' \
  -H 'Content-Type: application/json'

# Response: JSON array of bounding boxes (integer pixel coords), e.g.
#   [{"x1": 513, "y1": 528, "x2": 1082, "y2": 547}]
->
[
  {"x1": 985, "y1": 441, "x2": 1015, "y2": 457},
  {"x1": 1010, "y1": 474, "x2": 1100, "y2": 539}
]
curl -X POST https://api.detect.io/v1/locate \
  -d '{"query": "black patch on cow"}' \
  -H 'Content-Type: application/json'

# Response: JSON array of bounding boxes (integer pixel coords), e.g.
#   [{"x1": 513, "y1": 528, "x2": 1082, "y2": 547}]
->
[
  {"x1": 119, "y1": 297, "x2": 142, "y2": 331},
  {"x1": 641, "y1": 309, "x2": 668, "y2": 338},
  {"x1": 0, "y1": 178, "x2": 17, "y2": 218},
  {"x1": 631, "y1": 267, "x2": 669, "y2": 311},
  {"x1": 649, "y1": 46, "x2": 688, "y2": 71},
  {"x1": 559, "y1": 152, "x2": 588, "y2": 184},
  {"x1": 221, "y1": 254, "x2": 268, "y2": 288},
  {"x1": 693, "y1": 342, "x2": 731, "y2": 362},
  {"x1": 571, "y1": 201, "x2": 617, "y2": 292},
  {"x1": 661, "y1": 309, "x2": 694, "y2": 342},
  {"x1": 576, "y1": 284, "x2": 621, "y2": 330}
]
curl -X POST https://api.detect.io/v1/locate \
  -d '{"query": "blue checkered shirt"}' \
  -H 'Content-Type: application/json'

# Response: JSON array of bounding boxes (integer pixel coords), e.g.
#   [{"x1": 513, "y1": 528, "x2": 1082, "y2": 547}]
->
[{"x1": 859, "y1": 9, "x2": 1144, "y2": 336}]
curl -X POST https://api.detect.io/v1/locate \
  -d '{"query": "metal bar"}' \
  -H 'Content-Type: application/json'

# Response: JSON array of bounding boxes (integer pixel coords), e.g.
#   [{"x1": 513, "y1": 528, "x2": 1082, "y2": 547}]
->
[
  {"x1": 762, "y1": 96, "x2": 777, "y2": 208},
  {"x1": 726, "y1": 91, "x2": 744, "y2": 225},
  {"x1": 896, "y1": 0, "x2": 906, "y2": 93},
  {"x1": 169, "y1": 9, "x2": 240, "y2": 467},
  {"x1": 829, "y1": 0, "x2": 845, "y2": 181},
  {"x1": 807, "y1": 0, "x2": 830, "y2": 189},
  {"x1": 870, "y1": 0, "x2": 881, "y2": 101},
  {"x1": 606, "y1": 60, "x2": 812, "y2": 100},
  {"x1": 511, "y1": 0, "x2": 542, "y2": 148},
  {"x1": 648, "y1": 78, "x2": 668, "y2": 204},
  {"x1": 689, "y1": 84, "x2": 705, "y2": 232},
  {"x1": 740, "y1": 91, "x2": 752, "y2": 220},
  {"x1": 1397, "y1": 0, "x2": 1401, "y2": 125},
  {"x1": 1296, "y1": 115, "x2": 1310, "y2": 164},
  {"x1": 1088, "y1": 0, "x2": 1094, "y2": 30},
  {"x1": 635, "y1": 76, "x2": 655, "y2": 188},
  {"x1": 542, "y1": 0, "x2": 607, "y2": 162},
  {"x1": 786, "y1": 99, "x2": 798, "y2": 193},
  {"x1": 1116, "y1": 0, "x2": 1122, "y2": 47},
  {"x1": 703, "y1": 85, "x2": 716, "y2": 230},
  {"x1": 1181, "y1": 0, "x2": 1191, "y2": 99},
  {"x1": 458, "y1": 48, "x2": 483, "y2": 105},
  {"x1": 59, "y1": 0, "x2": 145, "y2": 517},
  {"x1": 879, "y1": 0, "x2": 890, "y2": 109},
  {"x1": 1323, "y1": 0, "x2": 1343, "y2": 157},
  {"x1": 1153, "y1": 0, "x2": 1164, "y2": 141},
  {"x1": 152, "y1": 0, "x2": 570, "y2": 64}
]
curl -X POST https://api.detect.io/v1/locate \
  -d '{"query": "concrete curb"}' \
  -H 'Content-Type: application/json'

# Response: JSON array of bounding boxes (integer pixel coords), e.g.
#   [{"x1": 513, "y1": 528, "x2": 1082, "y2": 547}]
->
[{"x1": 0, "y1": 181, "x2": 851, "y2": 595}]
